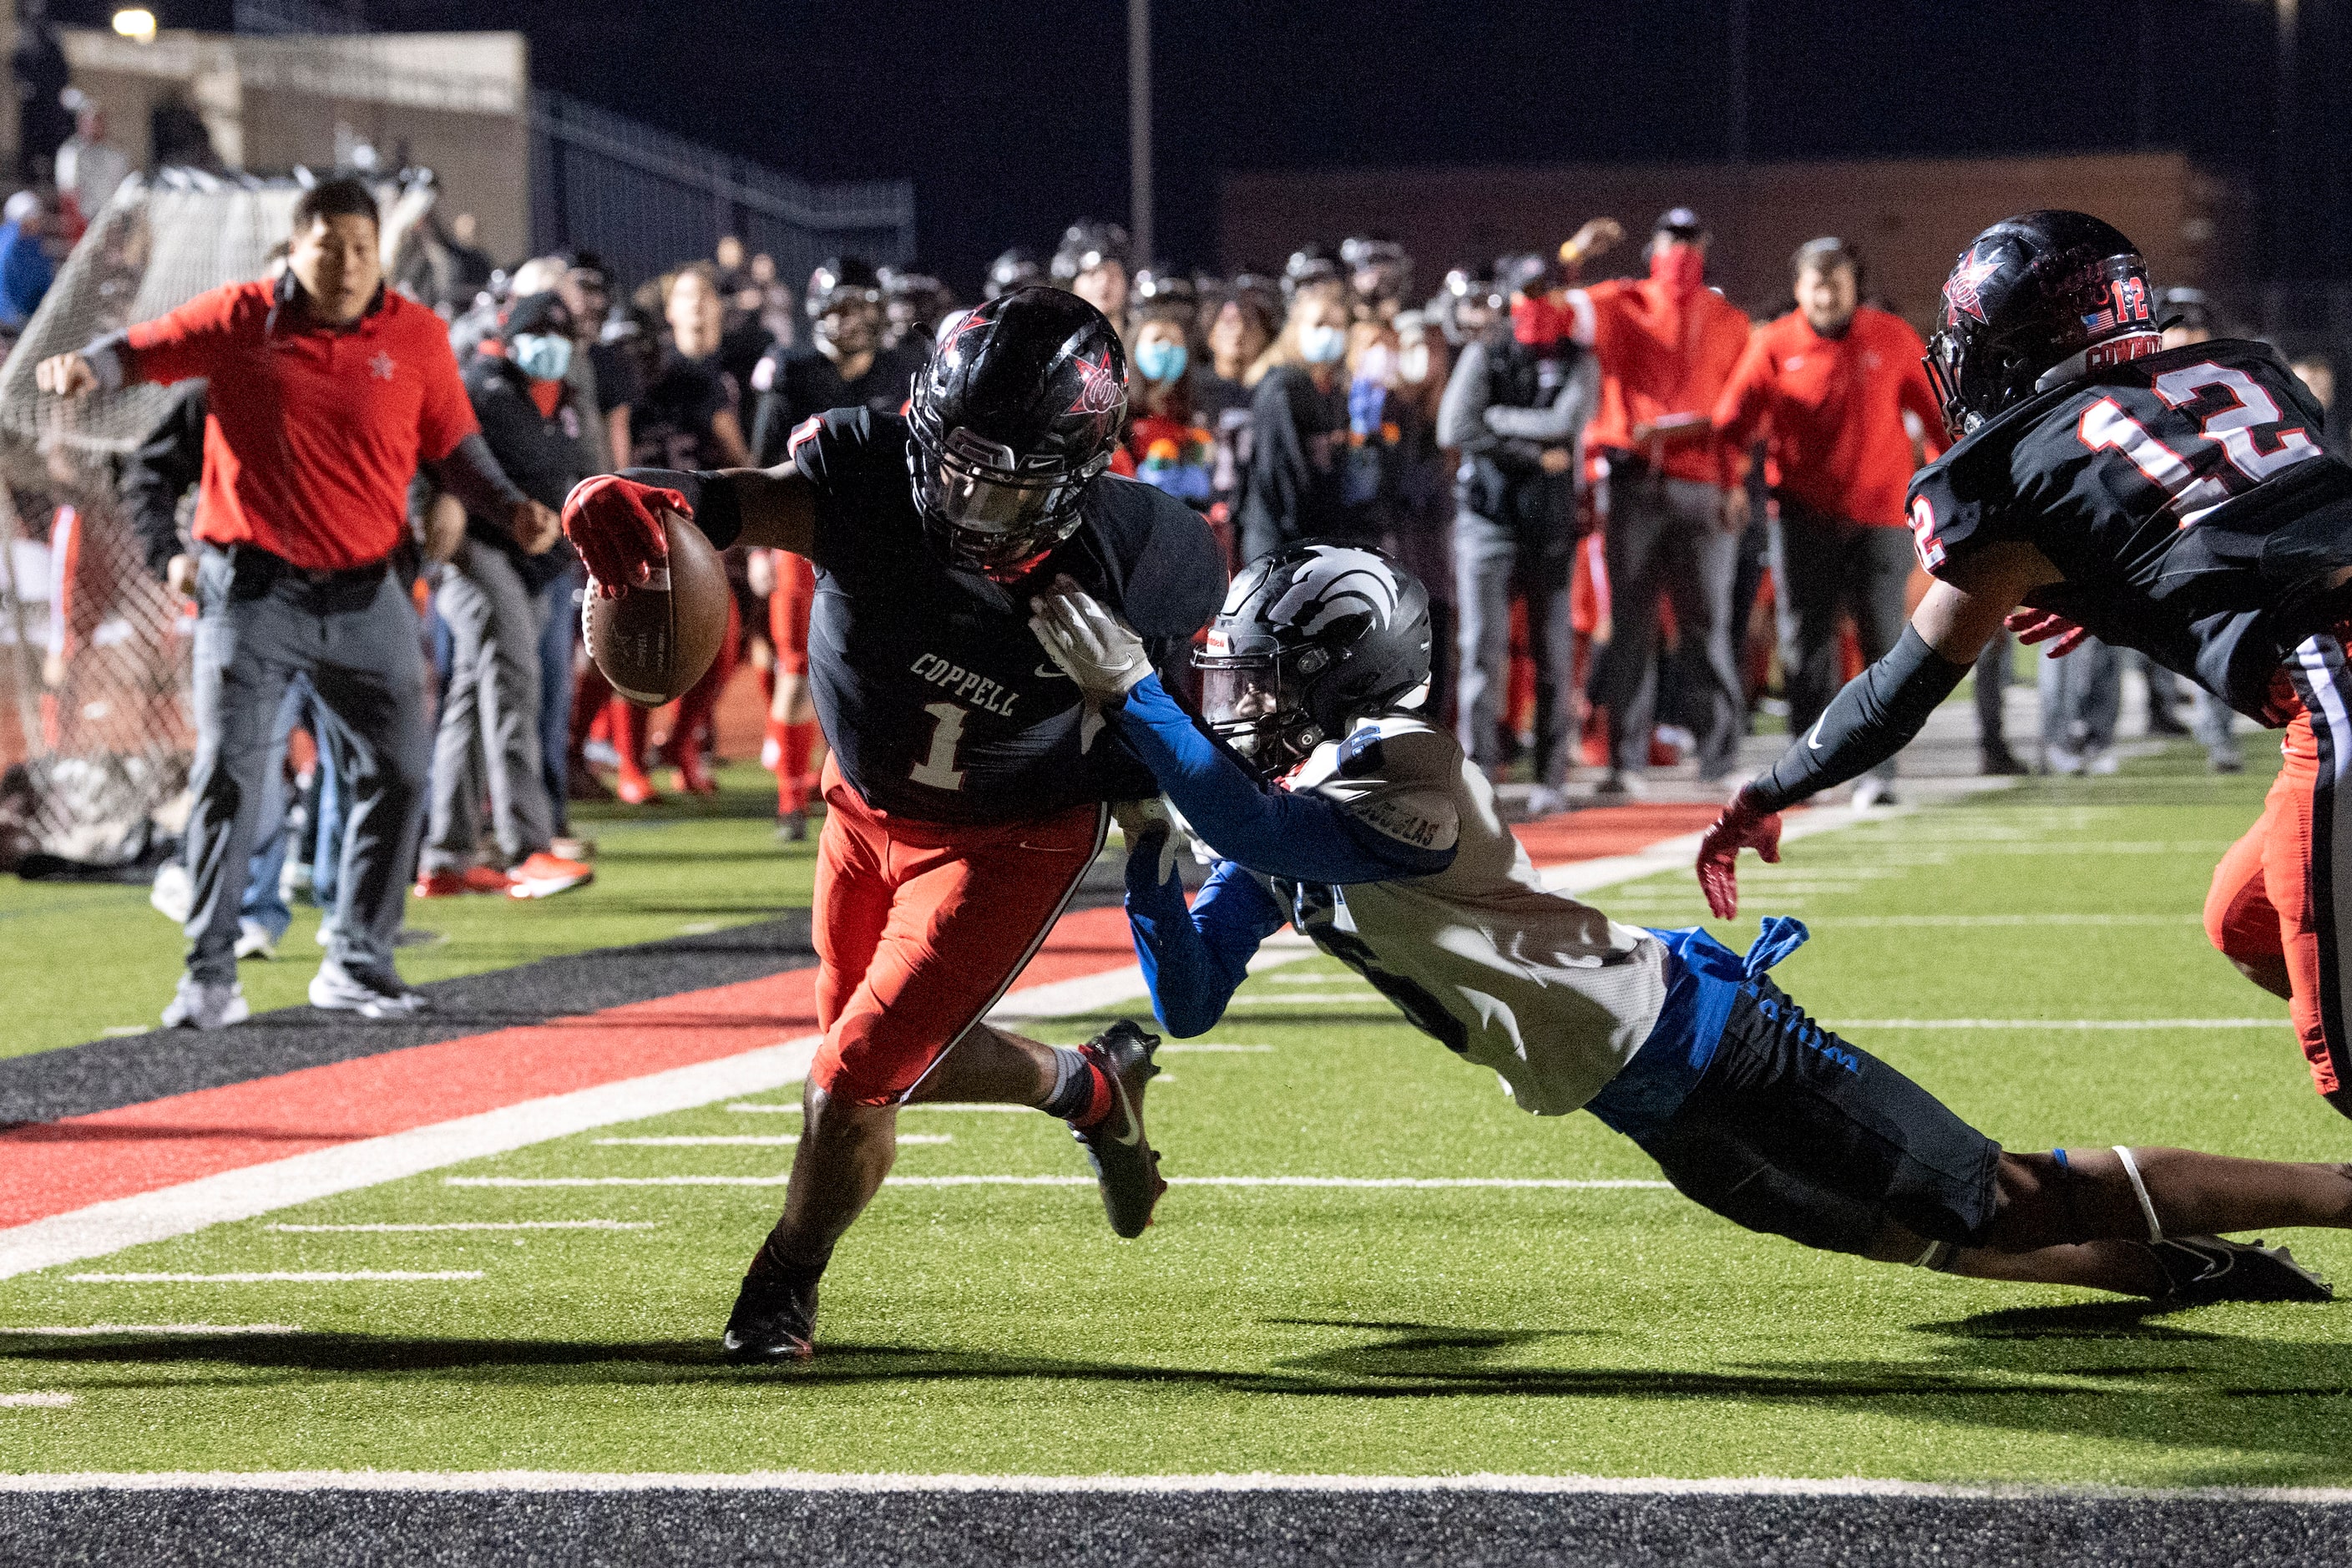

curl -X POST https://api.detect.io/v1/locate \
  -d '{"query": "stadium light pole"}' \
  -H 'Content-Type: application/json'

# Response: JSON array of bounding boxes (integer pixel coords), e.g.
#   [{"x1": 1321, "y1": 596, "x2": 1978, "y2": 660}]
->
[
  {"x1": 1129, "y1": 0, "x2": 1152, "y2": 266},
  {"x1": 2275, "y1": 0, "x2": 2298, "y2": 279}
]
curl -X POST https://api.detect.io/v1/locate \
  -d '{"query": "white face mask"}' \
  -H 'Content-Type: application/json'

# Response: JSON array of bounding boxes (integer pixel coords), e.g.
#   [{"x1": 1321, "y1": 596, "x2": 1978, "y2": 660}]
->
[
  {"x1": 1298, "y1": 322, "x2": 1348, "y2": 366},
  {"x1": 1354, "y1": 346, "x2": 1399, "y2": 386},
  {"x1": 1398, "y1": 343, "x2": 1431, "y2": 384}
]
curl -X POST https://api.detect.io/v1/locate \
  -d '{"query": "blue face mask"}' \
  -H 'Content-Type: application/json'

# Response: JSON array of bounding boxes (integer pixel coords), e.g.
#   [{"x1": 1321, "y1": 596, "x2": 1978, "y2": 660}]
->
[
  {"x1": 1134, "y1": 338, "x2": 1187, "y2": 383},
  {"x1": 511, "y1": 332, "x2": 573, "y2": 384},
  {"x1": 1299, "y1": 323, "x2": 1348, "y2": 366}
]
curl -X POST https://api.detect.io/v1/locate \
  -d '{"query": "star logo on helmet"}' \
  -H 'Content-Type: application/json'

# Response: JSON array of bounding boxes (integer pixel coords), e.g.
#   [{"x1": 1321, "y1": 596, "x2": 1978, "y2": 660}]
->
[
  {"x1": 1942, "y1": 249, "x2": 2002, "y2": 326},
  {"x1": 938, "y1": 308, "x2": 988, "y2": 363},
  {"x1": 1067, "y1": 351, "x2": 1122, "y2": 417}
]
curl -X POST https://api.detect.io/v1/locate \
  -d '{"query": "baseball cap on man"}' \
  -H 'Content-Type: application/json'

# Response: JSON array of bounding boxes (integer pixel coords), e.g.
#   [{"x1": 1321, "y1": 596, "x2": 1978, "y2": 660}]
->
[{"x1": 503, "y1": 291, "x2": 574, "y2": 339}]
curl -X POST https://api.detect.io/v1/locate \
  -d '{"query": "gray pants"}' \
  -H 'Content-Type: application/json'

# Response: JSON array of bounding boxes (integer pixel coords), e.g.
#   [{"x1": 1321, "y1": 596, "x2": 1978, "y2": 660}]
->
[
  {"x1": 2130, "y1": 648, "x2": 2241, "y2": 766},
  {"x1": 1453, "y1": 511, "x2": 1575, "y2": 784},
  {"x1": 1975, "y1": 632, "x2": 2012, "y2": 749},
  {"x1": 1586, "y1": 473, "x2": 1743, "y2": 778},
  {"x1": 185, "y1": 545, "x2": 428, "y2": 984},
  {"x1": 2038, "y1": 635, "x2": 2120, "y2": 758},
  {"x1": 1776, "y1": 506, "x2": 1914, "y2": 782},
  {"x1": 427, "y1": 539, "x2": 555, "y2": 873}
]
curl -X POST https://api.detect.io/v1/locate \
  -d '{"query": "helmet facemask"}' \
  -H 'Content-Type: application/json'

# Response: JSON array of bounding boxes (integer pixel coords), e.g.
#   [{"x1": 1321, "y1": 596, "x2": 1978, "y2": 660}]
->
[
  {"x1": 1196, "y1": 640, "x2": 1326, "y2": 774},
  {"x1": 909, "y1": 419, "x2": 1103, "y2": 581}
]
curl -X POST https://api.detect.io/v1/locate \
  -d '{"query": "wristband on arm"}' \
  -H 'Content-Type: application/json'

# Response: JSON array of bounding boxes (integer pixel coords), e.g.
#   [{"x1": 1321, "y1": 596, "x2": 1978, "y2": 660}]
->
[{"x1": 1743, "y1": 626, "x2": 1970, "y2": 813}]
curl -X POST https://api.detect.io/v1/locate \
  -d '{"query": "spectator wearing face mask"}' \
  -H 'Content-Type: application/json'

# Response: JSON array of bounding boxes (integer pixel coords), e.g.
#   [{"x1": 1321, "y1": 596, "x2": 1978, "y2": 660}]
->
[
  {"x1": 1127, "y1": 309, "x2": 1216, "y2": 513},
  {"x1": 1236, "y1": 278, "x2": 1358, "y2": 559},
  {"x1": 1439, "y1": 253, "x2": 1600, "y2": 816},
  {"x1": 1384, "y1": 308, "x2": 1456, "y2": 721},
  {"x1": 1569, "y1": 208, "x2": 1753, "y2": 793},
  {"x1": 417, "y1": 291, "x2": 594, "y2": 902},
  {"x1": 1712, "y1": 237, "x2": 1945, "y2": 807}
]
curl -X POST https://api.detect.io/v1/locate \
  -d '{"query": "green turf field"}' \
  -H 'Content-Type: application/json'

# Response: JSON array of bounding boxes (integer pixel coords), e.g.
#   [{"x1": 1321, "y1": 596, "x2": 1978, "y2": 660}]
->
[
  {"x1": 0, "y1": 763, "x2": 812, "y2": 1060},
  {"x1": 9, "y1": 743, "x2": 2352, "y2": 1485}
]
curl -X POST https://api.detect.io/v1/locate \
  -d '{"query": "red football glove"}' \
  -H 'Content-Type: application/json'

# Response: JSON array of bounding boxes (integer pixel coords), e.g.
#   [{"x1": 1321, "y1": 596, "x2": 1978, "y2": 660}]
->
[
  {"x1": 563, "y1": 473, "x2": 685, "y2": 597},
  {"x1": 1695, "y1": 787, "x2": 1783, "y2": 921},
  {"x1": 2004, "y1": 607, "x2": 2087, "y2": 657}
]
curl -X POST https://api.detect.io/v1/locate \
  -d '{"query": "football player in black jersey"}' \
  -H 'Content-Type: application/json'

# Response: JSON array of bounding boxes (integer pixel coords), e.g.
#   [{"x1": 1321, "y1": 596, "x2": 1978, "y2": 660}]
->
[
  {"x1": 562, "y1": 289, "x2": 1225, "y2": 1359},
  {"x1": 1697, "y1": 210, "x2": 2352, "y2": 1119}
]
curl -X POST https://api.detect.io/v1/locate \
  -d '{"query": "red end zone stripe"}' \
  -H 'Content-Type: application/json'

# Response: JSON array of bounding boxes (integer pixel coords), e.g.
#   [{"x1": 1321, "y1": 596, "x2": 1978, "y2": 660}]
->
[{"x1": 0, "y1": 812, "x2": 1702, "y2": 1232}]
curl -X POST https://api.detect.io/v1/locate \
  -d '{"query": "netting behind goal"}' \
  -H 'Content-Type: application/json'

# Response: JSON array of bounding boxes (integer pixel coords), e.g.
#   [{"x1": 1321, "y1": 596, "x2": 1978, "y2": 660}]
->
[{"x1": 0, "y1": 179, "x2": 303, "y2": 867}]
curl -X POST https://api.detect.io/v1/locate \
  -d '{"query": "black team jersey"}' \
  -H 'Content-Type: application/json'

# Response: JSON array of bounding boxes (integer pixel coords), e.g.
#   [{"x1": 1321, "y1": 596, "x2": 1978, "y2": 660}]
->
[
  {"x1": 1909, "y1": 338, "x2": 2352, "y2": 720},
  {"x1": 749, "y1": 341, "x2": 930, "y2": 467},
  {"x1": 789, "y1": 405, "x2": 1225, "y2": 824}
]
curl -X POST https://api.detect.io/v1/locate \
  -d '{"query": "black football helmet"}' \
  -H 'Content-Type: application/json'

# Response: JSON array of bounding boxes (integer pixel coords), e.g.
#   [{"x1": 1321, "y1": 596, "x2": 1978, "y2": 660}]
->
[
  {"x1": 1282, "y1": 243, "x2": 1343, "y2": 301},
  {"x1": 906, "y1": 286, "x2": 1126, "y2": 580},
  {"x1": 1923, "y1": 210, "x2": 2162, "y2": 438},
  {"x1": 1051, "y1": 220, "x2": 1130, "y2": 285},
  {"x1": 808, "y1": 255, "x2": 883, "y2": 359},
  {"x1": 1131, "y1": 262, "x2": 1199, "y2": 318},
  {"x1": 1196, "y1": 544, "x2": 1433, "y2": 773},
  {"x1": 985, "y1": 246, "x2": 1042, "y2": 300},
  {"x1": 1341, "y1": 233, "x2": 1412, "y2": 310}
]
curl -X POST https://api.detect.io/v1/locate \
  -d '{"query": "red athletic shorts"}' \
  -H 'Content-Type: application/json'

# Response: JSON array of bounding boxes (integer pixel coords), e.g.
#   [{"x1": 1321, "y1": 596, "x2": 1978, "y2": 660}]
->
[
  {"x1": 2205, "y1": 632, "x2": 2352, "y2": 1100},
  {"x1": 809, "y1": 757, "x2": 1109, "y2": 1105},
  {"x1": 767, "y1": 552, "x2": 816, "y2": 675}
]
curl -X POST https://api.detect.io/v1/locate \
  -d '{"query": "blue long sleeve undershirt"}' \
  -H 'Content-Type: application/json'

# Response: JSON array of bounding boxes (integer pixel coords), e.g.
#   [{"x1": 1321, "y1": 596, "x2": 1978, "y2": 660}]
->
[{"x1": 1110, "y1": 673, "x2": 1456, "y2": 1035}]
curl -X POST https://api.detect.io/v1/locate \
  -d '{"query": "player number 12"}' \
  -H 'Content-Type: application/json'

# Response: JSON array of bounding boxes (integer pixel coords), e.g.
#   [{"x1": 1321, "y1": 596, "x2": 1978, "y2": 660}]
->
[{"x1": 911, "y1": 702, "x2": 968, "y2": 791}]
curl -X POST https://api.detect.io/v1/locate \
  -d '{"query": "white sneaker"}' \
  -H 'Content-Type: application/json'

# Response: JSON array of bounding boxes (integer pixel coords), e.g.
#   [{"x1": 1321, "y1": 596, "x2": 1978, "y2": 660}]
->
[
  {"x1": 235, "y1": 919, "x2": 279, "y2": 961},
  {"x1": 1851, "y1": 775, "x2": 1898, "y2": 809},
  {"x1": 160, "y1": 974, "x2": 250, "y2": 1031},
  {"x1": 149, "y1": 862, "x2": 193, "y2": 925},
  {"x1": 2044, "y1": 744, "x2": 2084, "y2": 776},
  {"x1": 2086, "y1": 748, "x2": 2121, "y2": 776},
  {"x1": 309, "y1": 957, "x2": 427, "y2": 1019},
  {"x1": 1525, "y1": 785, "x2": 1570, "y2": 819}
]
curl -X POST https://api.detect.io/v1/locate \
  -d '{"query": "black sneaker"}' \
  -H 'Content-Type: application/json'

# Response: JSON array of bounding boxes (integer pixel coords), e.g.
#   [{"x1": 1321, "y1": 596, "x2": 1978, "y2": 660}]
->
[
  {"x1": 2144, "y1": 1236, "x2": 2334, "y2": 1306},
  {"x1": 1068, "y1": 1020, "x2": 1166, "y2": 1239},
  {"x1": 1981, "y1": 743, "x2": 2029, "y2": 776},
  {"x1": 722, "y1": 1272, "x2": 818, "y2": 1362}
]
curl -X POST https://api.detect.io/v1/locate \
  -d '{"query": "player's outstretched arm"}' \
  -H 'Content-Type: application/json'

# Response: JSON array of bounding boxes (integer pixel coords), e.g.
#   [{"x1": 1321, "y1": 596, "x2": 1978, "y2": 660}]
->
[
  {"x1": 1696, "y1": 544, "x2": 2054, "y2": 917},
  {"x1": 1125, "y1": 842, "x2": 1287, "y2": 1037},
  {"x1": 561, "y1": 466, "x2": 817, "y2": 594}
]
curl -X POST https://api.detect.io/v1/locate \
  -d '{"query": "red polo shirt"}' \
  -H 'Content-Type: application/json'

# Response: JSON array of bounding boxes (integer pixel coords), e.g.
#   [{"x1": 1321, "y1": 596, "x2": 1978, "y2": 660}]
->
[
  {"x1": 125, "y1": 280, "x2": 478, "y2": 571},
  {"x1": 1569, "y1": 276, "x2": 1753, "y2": 488},
  {"x1": 1711, "y1": 305, "x2": 1945, "y2": 527}
]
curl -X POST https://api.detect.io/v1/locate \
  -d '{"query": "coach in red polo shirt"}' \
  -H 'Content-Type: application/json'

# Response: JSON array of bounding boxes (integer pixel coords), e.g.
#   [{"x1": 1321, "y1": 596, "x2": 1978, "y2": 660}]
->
[
  {"x1": 1712, "y1": 236, "x2": 1945, "y2": 806},
  {"x1": 38, "y1": 178, "x2": 556, "y2": 1029}
]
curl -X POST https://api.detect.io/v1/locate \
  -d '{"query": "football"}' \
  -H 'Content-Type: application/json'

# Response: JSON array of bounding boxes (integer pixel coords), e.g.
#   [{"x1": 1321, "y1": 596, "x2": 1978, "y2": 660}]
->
[{"x1": 581, "y1": 509, "x2": 731, "y2": 706}]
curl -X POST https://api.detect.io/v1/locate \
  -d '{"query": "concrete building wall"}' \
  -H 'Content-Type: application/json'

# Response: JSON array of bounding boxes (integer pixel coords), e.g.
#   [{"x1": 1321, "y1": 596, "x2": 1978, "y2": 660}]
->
[
  {"x1": 1221, "y1": 153, "x2": 2255, "y2": 332},
  {"x1": 54, "y1": 28, "x2": 530, "y2": 264}
]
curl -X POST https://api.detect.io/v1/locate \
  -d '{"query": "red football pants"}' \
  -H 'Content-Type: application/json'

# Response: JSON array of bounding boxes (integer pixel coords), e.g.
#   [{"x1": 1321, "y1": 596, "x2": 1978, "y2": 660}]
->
[
  {"x1": 767, "y1": 552, "x2": 815, "y2": 675},
  {"x1": 2206, "y1": 639, "x2": 2352, "y2": 1100},
  {"x1": 810, "y1": 757, "x2": 1108, "y2": 1105}
]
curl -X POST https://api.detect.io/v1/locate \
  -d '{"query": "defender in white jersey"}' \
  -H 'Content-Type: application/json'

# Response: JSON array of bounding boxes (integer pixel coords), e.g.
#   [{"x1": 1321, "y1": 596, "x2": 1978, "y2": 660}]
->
[{"x1": 1032, "y1": 544, "x2": 2352, "y2": 1308}]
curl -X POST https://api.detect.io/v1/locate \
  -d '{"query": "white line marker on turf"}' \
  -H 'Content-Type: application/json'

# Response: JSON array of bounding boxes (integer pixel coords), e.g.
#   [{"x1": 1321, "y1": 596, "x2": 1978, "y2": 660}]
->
[
  {"x1": 589, "y1": 1134, "x2": 952, "y2": 1147},
  {"x1": 449, "y1": 1176, "x2": 791, "y2": 1188},
  {"x1": 266, "y1": 1222, "x2": 655, "y2": 1233},
  {"x1": 0, "y1": 1324, "x2": 302, "y2": 1336},
  {"x1": 1822, "y1": 914, "x2": 2191, "y2": 927},
  {"x1": 0, "y1": 1393, "x2": 73, "y2": 1408},
  {"x1": 65, "y1": 1272, "x2": 484, "y2": 1284},
  {"x1": 1836, "y1": 1019, "x2": 2289, "y2": 1030},
  {"x1": 1155, "y1": 1044, "x2": 1273, "y2": 1053}
]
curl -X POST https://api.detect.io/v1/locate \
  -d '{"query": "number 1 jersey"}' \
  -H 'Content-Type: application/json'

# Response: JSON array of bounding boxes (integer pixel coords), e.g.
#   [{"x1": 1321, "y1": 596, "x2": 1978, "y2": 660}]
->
[
  {"x1": 1906, "y1": 338, "x2": 2352, "y2": 720},
  {"x1": 791, "y1": 405, "x2": 1225, "y2": 824}
]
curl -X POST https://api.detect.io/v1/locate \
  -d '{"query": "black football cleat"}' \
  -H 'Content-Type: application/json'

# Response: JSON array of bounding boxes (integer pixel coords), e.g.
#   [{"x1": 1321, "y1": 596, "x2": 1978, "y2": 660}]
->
[
  {"x1": 722, "y1": 1272, "x2": 819, "y2": 1362},
  {"x1": 2143, "y1": 1235, "x2": 2334, "y2": 1307},
  {"x1": 1068, "y1": 1020, "x2": 1167, "y2": 1238}
]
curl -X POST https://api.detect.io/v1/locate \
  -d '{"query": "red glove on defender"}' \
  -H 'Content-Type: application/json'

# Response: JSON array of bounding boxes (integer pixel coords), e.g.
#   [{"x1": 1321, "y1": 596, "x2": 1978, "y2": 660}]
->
[
  {"x1": 564, "y1": 474, "x2": 685, "y2": 597},
  {"x1": 2005, "y1": 607, "x2": 2088, "y2": 657},
  {"x1": 1695, "y1": 787, "x2": 1783, "y2": 920}
]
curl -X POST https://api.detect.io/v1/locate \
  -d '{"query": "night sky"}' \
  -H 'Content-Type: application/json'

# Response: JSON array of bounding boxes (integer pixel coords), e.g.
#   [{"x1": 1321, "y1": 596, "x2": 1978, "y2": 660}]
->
[{"x1": 62, "y1": 2, "x2": 2349, "y2": 291}]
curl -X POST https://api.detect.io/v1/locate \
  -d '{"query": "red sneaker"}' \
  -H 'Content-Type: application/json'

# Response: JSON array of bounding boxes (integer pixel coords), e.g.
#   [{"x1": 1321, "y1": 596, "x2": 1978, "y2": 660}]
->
[
  {"x1": 615, "y1": 769, "x2": 662, "y2": 806},
  {"x1": 414, "y1": 865, "x2": 513, "y2": 898},
  {"x1": 672, "y1": 755, "x2": 719, "y2": 797},
  {"x1": 506, "y1": 851, "x2": 594, "y2": 899}
]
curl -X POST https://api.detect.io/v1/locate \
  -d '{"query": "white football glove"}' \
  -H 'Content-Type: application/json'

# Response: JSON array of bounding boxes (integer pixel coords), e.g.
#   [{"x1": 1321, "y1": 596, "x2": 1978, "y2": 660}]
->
[
  {"x1": 1029, "y1": 579, "x2": 1152, "y2": 754},
  {"x1": 1112, "y1": 797, "x2": 1182, "y2": 886}
]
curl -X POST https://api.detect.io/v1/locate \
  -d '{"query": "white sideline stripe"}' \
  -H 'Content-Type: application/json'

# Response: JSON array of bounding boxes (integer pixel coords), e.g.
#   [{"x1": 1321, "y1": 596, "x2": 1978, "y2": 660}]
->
[
  {"x1": 0, "y1": 1469, "x2": 2346, "y2": 1501},
  {"x1": 0, "y1": 1393, "x2": 73, "y2": 1408},
  {"x1": 67, "y1": 1271, "x2": 482, "y2": 1283},
  {"x1": 1533, "y1": 801, "x2": 1914, "y2": 898},
  {"x1": 1820, "y1": 914, "x2": 2191, "y2": 928},
  {"x1": 266, "y1": 1222, "x2": 655, "y2": 1233},
  {"x1": 1156, "y1": 1044, "x2": 1274, "y2": 1053},
  {"x1": 588, "y1": 1134, "x2": 952, "y2": 1147},
  {"x1": 445, "y1": 1174, "x2": 1670, "y2": 1191},
  {"x1": 0, "y1": 810, "x2": 1872, "y2": 1278},
  {"x1": 0, "y1": 1323, "x2": 302, "y2": 1336},
  {"x1": 724, "y1": 1102, "x2": 1039, "y2": 1114},
  {"x1": 1838, "y1": 1019, "x2": 2289, "y2": 1030}
]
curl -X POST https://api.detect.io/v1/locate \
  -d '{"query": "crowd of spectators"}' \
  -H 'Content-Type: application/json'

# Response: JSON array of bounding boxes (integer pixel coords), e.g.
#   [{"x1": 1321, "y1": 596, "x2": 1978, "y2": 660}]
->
[{"x1": 13, "y1": 117, "x2": 2345, "y2": 1024}]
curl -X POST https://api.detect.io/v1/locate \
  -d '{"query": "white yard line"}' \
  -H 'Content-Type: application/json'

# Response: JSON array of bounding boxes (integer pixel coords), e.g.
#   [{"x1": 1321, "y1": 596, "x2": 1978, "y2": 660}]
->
[
  {"x1": 1157, "y1": 1044, "x2": 1275, "y2": 1053},
  {"x1": 445, "y1": 1173, "x2": 1669, "y2": 1191},
  {"x1": 1, "y1": 1469, "x2": 2342, "y2": 1501},
  {"x1": 0, "y1": 1323, "x2": 302, "y2": 1336},
  {"x1": 66, "y1": 1272, "x2": 482, "y2": 1284},
  {"x1": 1836, "y1": 1019, "x2": 2289, "y2": 1030},
  {"x1": 265, "y1": 1222, "x2": 654, "y2": 1233},
  {"x1": 0, "y1": 1393, "x2": 73, "y2": 1408},
  {"x1": 1811, "y1": 914, "x2": 2192, "y2": 928},
  {"x1": 588, "y1": 1134, "x2": 951, "y2": 1147}
]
